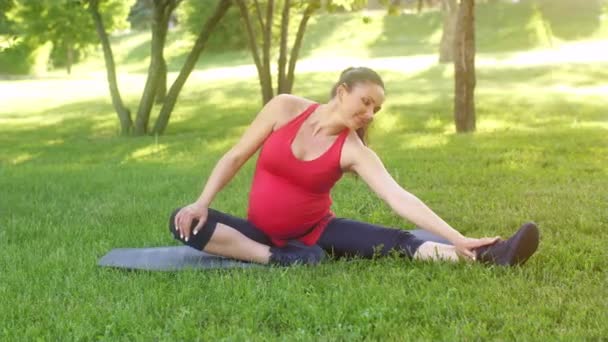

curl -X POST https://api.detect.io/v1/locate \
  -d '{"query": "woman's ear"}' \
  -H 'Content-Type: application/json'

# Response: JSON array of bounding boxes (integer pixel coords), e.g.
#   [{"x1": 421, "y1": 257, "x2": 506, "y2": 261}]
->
[{"x1": 337, "y1": 83, "x2": 349, "y2": 103}]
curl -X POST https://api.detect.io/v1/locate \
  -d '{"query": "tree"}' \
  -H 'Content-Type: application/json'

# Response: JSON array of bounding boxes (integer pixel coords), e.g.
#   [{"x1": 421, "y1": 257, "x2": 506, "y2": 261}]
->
[
  {"x1": 88, "y1": 0, "x2": 232, "y2": 136},
  {"x1": 0, "y1": 0, "x2": 15, "y2": 34},
  {"x1": 438, "y1": 0, "x2": 457, "y2": 63},
  {"x1": 151, "y1": 0, "x2": 231, "y2": 134},
  {"x1": 453, "y1": 0, "x2": 475, "y2": 133},
  {"x1": 132, "y1": 0, "x2": 179, "y2": 135},
  {"x1": 180, "y1": 0, "x2": 246, "y2": 52},
  {"x1": 236, "y1": 0, "x2": 318, "y2": 104},
  {"x1": 236, "y1": 0, "x2": 368, "y2": 105},
  {"x1": 381, "y1": 0, "x2": 455, "y2": 63},
  {"x1": 88, "y1": 0, "x2": 131, "y2": 135},
  {"x1": 7, "y1": 0, "x2": 128, "y2": 74}
]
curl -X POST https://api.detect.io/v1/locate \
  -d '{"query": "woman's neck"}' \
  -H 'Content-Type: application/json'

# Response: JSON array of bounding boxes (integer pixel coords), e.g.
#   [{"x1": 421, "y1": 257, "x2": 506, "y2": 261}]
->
[{"x1": 309, "y1": 101, "x2": 347, "y2": 137}]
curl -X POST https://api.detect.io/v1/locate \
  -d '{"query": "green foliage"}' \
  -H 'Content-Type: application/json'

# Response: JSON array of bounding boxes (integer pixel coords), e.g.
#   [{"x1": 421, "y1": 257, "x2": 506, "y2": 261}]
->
[
  {"x1": 179, "y1": 0, "x2": 246, "y2": 51},
  {"x1": 127, "y1": 0, "x2": 154, "y2": 30},
  {"x1": 0, "y1": 37, "x2": 51, "y2": 74},
  {"x1": 178, "y1": 0, "x2": 365, "y2": 53},
  {"x1": 5, "y1": 0, "x2": 130, "y2": 72},
  {"x1": 0, "y1": 0, "x2": 15, "y2": 34},
  {"x1": 326, "y1": 0, "x2": 368, "y2": 12}
]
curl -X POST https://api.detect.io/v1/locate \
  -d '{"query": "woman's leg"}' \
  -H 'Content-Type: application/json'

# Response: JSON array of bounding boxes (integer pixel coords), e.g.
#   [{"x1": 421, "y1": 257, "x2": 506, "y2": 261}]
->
[
  {"x1": 412, "y1": 242, "x2": 463, "y2": 262},
  {"x1": 169, "y1": 208, "x2": 273, "y2": 264},
  {"x1": 168, "y1": 208, "x2": 325, "y2": 265},
  {"x1": 317, "y1": 218, "x2": 427, "y2": 259},
  {"x1": 317, "y1": 218, "x2": 466, "y2": 262},
  {"x1": 318, "y1": 218, "x2": 539, "y2": 265}
]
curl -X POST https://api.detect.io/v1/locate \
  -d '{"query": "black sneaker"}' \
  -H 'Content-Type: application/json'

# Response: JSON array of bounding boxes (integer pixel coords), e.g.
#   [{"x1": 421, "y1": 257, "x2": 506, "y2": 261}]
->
[
  {"x1": 474, "y1": 222, "x2": 540, "y2": 266},
  {"x1": 269, "y1": 241, "x2": 326, "y2": 266}
]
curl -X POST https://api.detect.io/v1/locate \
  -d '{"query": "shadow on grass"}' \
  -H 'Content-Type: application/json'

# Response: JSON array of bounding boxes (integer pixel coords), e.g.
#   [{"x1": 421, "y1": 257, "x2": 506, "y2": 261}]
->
[
  {"x1": 2, "y1": 61, "x2": 606, "y2": 170},
  {"x1": 342, "y1": 1, "x2": 601, "y2": 61},
  {"x1": 113, "y1": 28, "x2": 253, "y2": 74},
  {"x1": 299, "y1": 14, "x2": 349, "y2": 59},
  {"x1": 475, "y1": 1, "x2": 543, "y2": 53},
  {"x1": 368, "y1": 11, "x2": 440, "y2": 58}
]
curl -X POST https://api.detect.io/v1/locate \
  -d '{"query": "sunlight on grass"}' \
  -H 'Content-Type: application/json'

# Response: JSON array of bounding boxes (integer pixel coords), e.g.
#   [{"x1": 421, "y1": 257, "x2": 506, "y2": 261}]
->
[
  {"x1": 424, "y1": 117, "x2": 446, "y2": 130},
  {"x1": 206, "y1": 136, "x2": 239, "y2": 153},
  {"x1": 400, "y1": 134, "x2": 449, "y2": 149},
  {"x1": 9, "y1": 152, "x2": 36, "y2": 165},
  {"x1": 306, "y1": 13, "x2": 385, "y2": 59},
  {"x1": 125, "y1": 144, "x2": 168, "y2": 162},
  {"x1": 479, "y1": 40, "x2": 608, "y2": 68},
  {"x1": 428, "y1": 27, "x2": 444, "y2": 46},
  {"x1": 570, "y1": 120, "x2": 608, "y2": 130},
  {"x1": 476, "y1": 118, "x2": 530, "y2": 133},
  {"x1": 503, "y1": 149, "x2": 544, "y2": 171},
  {"x1": 548, "y1": 84, "x2": 608, "y2": 96},
  {"x1": 161, "y1": 35, "x2": 194, "y2": 61},
  {"x1": 44, "y1": 139, "x2": 64, "y2": 146},
  {"x1": 374, "y1": 111, "x2": 399, "y2": 133}
]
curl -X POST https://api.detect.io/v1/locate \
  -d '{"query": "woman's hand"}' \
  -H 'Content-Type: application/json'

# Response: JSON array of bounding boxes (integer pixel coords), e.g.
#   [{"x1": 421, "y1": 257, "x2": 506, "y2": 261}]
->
[
  {"x1": 174, "y1": 202, "x2": 208, "y2": 242},
  {"x1": 453, "y1": 236, "x2": 501, "y2": 260}
]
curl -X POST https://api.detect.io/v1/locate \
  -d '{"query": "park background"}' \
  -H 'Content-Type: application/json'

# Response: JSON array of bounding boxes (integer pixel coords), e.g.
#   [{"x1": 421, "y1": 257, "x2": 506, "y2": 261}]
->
[{"x1": 1, "y1": 0, "x2": 607, "y2": 339}]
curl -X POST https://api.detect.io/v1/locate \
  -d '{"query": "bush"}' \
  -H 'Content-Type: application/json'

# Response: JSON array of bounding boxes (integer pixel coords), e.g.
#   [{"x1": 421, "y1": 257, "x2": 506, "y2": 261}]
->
[
  {"x1": 179, "y1": 0, "x2": 247, "y2": 51},
  {"x1": 0, "y1": 38, "x2": 51, "y2": 75},
  {"x1": 48, "y1": 43, "x2": 87, "y2": 70}
]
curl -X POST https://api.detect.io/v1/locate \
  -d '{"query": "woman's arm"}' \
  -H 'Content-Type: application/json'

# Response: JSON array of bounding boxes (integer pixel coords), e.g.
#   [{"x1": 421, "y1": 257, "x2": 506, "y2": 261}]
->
[
  {"x1": 176, "y1": 95, "x2": 295, "y2": 239},
  {"x1": 193, "y1": 96, "x2": 286, "y2": 206},
  {"x1": 343, "y1": 139, "x2": 466, "y2": 244}
]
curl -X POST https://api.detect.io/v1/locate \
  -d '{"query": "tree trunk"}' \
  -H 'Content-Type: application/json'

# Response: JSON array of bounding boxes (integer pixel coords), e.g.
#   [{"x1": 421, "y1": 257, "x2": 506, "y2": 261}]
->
[
  {"x1": 254, "y1": 0, "x2": 265, "y2": 34},
  {"x1": 285, "y1": 2, "x2": 316, "y2": 93},
  {"x1": 239, "y1": 0, "x2": 316, "y2": 103},
  {"x1": 134, "y1": 0, "x2": 173, "y2": 135},
  {"x1": 438, "y1": 0, "x2": 457, "y2": 63},
  {"x1": 261, "y1": 0, "x2": 274, "y2": 104},
  {"x1": 237, "y1": 0, "x2": 273, "y2": 105},
  {"x1": 66, "y1": 44, "x2": 73, "y2": 75},
  {"x1": 88, "y1": 0, "x2": 132, "y2": 135},
  {"x1": 453, "y1": 0, "x2": 476, "y2": 133},
  {"x1": 277, "y1": 0, "x2": 290, "y2": 94},
  {"x1": 152, "y1": 0, "x2": 231, "y2": 135},
  {"x1": 155, "y1": 56, "x2": 167, "y2": 104}
]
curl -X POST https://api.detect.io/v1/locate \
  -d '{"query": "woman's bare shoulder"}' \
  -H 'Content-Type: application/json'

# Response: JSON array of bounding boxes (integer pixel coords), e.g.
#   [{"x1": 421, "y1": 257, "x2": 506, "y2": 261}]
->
[
  {"x1": 272, "y1": 94, "x2": 318, "y2": 127},
  {"x1": 340, "y1": 130, "x2": 367, "y2": 172}
]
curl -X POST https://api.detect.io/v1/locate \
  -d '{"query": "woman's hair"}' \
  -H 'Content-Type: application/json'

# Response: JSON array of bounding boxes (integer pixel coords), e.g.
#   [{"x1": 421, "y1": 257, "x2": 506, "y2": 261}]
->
[{"x1": 330, "y1": 67, "x2": 385, "y2": 146}]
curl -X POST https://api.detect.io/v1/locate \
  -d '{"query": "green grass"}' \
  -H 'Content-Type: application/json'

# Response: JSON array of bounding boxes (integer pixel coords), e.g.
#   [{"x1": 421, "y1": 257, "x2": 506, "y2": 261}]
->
[{"x1": 1, "y1": 3, "x2": 608, "y2": 340}]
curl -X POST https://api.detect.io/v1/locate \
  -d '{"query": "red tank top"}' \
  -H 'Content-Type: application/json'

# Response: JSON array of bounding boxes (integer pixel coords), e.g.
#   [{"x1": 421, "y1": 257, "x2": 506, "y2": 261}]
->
[{"x1": 247, "y1": 103, "x2": 349, "y2": 247}]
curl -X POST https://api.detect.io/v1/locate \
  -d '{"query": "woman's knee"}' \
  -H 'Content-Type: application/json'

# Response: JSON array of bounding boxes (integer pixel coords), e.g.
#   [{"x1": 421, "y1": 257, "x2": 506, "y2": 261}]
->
[
  {"x1": 169, "y1": 208, "x2": 220, "y2": 251},
  {"x1": 168, "y1": 207, "x2": 182, "y2": 239},
  {"x1": 395, "y1": 230, "x2": 425, "y2": 259}
]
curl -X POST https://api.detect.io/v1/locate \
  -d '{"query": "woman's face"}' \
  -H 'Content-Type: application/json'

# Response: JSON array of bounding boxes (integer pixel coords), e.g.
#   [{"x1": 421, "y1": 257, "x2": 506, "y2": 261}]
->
[{"x1": 337, "y1": 81, "x2": 385, "y2": 130}]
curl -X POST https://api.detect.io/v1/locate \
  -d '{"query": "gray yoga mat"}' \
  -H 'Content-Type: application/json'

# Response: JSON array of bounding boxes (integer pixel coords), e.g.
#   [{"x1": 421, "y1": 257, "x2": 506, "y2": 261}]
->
[{"x1": 98, "y1": 229, "x2": 451, "y2": 271}]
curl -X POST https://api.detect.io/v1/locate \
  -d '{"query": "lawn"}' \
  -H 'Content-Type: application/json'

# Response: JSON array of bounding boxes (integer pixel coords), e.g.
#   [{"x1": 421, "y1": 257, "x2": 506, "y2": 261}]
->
[{"x1": 1, "y1": 2, "x2": 607, "y2": 340}]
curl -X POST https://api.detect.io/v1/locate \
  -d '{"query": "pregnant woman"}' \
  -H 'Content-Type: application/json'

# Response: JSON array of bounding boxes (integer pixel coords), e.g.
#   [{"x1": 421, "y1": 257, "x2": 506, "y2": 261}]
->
[{"x1": 169, "y1": 67, "x2": 539, "y2": 266}]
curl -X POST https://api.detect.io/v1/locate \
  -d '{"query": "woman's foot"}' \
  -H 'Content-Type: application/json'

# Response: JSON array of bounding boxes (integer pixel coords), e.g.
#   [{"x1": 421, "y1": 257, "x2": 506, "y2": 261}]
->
[
  {"x1": 474, "y1": 222, "x2": 540, "y2": 266},
  {"x1": 269, "y1": 241, "x2": 326, "y2": 266}
]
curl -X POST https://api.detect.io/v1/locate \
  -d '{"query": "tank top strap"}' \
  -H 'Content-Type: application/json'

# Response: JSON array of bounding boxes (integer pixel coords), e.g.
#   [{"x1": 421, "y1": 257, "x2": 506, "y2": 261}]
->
[
  {"x1": 326, "y1": 127, "x2": 351, "y2": 163},
  {"x1": 284, "y1": 103, "x2": 319, "y2": 132}
]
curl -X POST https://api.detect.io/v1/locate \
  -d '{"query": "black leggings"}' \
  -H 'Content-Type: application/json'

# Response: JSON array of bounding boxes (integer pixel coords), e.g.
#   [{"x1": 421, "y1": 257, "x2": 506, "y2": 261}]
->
[{"x1": 169, "y1": 208, "x2": 426, "y2": 259}]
